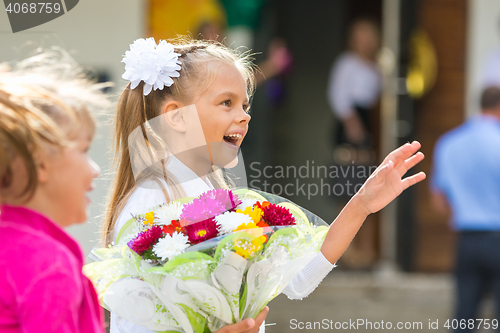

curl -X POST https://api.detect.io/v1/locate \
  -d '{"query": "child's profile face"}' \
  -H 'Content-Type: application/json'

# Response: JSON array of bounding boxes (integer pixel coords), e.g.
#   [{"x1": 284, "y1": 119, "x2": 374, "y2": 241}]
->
[
  {"x1": 43, "y1": 131, "x2": 100, "y2": 227},
  {"x1": 193, "y1": 63, "x2": 251, "y2": 166}
]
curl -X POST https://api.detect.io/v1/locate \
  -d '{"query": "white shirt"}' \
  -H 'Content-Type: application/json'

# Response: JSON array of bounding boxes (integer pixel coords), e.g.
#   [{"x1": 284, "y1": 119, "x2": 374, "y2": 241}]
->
[
  {"x1": 110, "y1": 156, "x2": 334, "y2": 333},
  {"x1": 327, "y1": 52, "x2": 382, "y2": 119}
]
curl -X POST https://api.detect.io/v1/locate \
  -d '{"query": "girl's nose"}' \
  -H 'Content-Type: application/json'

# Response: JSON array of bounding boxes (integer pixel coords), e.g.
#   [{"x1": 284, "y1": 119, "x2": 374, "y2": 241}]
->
[
  {"x1": 90, "y1": 158, "x2": 101, "y2": 178},
  {"x1": 239, "y1": 109, "x2": 251, "y2": 124}
]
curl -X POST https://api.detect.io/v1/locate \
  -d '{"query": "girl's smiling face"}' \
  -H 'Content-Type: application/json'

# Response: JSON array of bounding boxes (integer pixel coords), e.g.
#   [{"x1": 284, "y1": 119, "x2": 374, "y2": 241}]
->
[
  {"x1": 41, "y1": 131, "x2": 100, "y2": 227},
  {"x1": 193, "y1": 62, "x2": 251, "y2": 167}
]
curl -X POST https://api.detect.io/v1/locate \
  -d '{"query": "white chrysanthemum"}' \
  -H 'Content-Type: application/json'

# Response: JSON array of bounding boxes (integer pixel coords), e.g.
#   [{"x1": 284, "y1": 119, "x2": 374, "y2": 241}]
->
[
  {"x1": 122, "y1": 37, "x2": 181, "y2": 96},
  {"x1": 156, "y1": 201, "x2": 183, "y2": 225},
  {"x1": 237, "y1": 198, "x2": 258, "y2": 211},
  {"x1": 153, "y1": 232, "x2": 189, "y2": 261},
  {"x1": 215, "y1": 211, "x2": 252, "y2": 235}
]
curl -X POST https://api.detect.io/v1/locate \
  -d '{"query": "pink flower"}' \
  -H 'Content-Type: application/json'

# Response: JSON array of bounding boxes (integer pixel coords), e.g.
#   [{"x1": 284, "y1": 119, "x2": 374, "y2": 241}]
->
[
  {"x1": 127, "y1": 225, "x2": 163, "y2": 255},
  {"x1": 226, "y1": 190, "x2": 242, "y2": 211},
  {"x1": 180, "y1": 189, "x2": 242, "y2": 224},
  {"x1": 199, "y1": 189, "x2": 242, "y2": 210},
  {"x1": 180, "y1": 197, "x2": 225, "y2": 225},
  {"x1": 184, "y1": 218, "x2": 219, "y2": 244},
  {"x1": 262, "y1": 204, "x2": 296, "y2": 226}
]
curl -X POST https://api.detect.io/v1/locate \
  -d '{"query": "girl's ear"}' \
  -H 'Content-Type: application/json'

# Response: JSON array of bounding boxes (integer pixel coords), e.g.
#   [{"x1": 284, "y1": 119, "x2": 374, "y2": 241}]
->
[
  {"x1": 163, "y1": 101, "x2": 187, "y2": 132},
  {"x1": 0, "y1": 155, "x2": 40, "y2": 202},
  {"x1": 35, "y1": 151, "x2": 51, "y2": 184}
]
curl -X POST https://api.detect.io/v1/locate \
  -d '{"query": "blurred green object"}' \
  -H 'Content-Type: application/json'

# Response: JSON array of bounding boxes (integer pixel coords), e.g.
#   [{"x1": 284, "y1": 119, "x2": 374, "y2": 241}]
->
[{"x1": 220, "y1": 0, "x2": 267, "y2": 29}]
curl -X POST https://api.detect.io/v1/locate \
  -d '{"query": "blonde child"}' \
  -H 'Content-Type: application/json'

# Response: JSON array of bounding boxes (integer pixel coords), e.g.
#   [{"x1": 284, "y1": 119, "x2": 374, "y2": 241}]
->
[
  {"x1": 0, "y1": 51, "x2": 107, "y2": 333},
  {"x1": 102, "y1": 37, "x2": 425, "y2": 333}
]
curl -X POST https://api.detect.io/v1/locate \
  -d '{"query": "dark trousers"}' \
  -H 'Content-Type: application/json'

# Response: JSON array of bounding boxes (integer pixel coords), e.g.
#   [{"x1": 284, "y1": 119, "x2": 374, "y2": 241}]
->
[{"x1": 454, "y1": 232, "x2": 500, "y2": 332}]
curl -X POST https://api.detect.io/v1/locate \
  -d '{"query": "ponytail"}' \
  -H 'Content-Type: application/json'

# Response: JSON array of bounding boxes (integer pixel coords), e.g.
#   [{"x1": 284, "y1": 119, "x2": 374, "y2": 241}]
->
[{"x1": 103, "y1": 83, "x2": 150, "y2": 242}]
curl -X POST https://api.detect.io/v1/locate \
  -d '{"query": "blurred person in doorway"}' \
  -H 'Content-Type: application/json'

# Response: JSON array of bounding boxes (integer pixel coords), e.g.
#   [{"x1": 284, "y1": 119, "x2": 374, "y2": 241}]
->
[
  {"x1": 327, "y1": 18, "x2": 382, "y2": 148},
  {"x1": 431, "y1": 86, "x2": 500, "y2": 332},
  {"x1": 326, "y1": 18, "x2": 382, "y2": 268}
]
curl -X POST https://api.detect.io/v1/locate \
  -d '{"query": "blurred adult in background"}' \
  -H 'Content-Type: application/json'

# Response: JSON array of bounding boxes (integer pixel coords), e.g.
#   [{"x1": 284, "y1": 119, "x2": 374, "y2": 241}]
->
[
  {"x1": 327, "y1": 18, "x2": 382, "y2": 147},
  {"x1": 326, "y1": 18, "x2": 382, "y2": 268},
  {"x1": 431, "y1": 86, "x2": 500, "y2": 332}
]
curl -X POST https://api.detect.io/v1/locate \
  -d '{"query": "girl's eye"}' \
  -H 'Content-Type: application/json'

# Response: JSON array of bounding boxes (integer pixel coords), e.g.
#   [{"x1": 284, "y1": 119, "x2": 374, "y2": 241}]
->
[
  {"x1": 243, "y1": 104, "x2": 251, "y2": 114},
  {"x1": 222, "y1": 100, "x2": 231, "y2": 107}
]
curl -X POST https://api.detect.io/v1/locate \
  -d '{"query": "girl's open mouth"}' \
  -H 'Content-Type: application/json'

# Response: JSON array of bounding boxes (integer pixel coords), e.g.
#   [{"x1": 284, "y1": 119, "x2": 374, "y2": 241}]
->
[{"x1": 223, "y1": 133, "x2": 242, "y2": 147}]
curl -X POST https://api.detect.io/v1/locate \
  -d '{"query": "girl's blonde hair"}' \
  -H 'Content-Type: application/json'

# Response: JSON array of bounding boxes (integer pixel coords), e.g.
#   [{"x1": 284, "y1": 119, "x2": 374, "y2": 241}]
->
[
  {"x1": 103, "y1": 37, "x2": 255, "y2": 242},
  {"x1": 0, "y1": 50, "x2": 110, "y2": 202}
]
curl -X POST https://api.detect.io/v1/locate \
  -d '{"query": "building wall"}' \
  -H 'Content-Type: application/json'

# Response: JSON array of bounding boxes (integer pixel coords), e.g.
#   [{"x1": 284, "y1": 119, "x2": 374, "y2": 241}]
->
[
  {"x1": 466, "y1": 0, "x2": 500, "y2": 117},
  {"x1": 415, "y1": 0, "x2": 467, "y2": 271}
]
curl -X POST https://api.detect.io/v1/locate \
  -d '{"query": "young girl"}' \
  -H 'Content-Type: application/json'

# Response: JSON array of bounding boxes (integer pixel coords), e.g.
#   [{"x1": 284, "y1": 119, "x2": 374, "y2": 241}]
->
[
  {"x1": 0, "y1": 51, "x2": 107, "y2": 332},
  {"x1": 102, "y1": 37, "x2": 425, "y2": 333}
]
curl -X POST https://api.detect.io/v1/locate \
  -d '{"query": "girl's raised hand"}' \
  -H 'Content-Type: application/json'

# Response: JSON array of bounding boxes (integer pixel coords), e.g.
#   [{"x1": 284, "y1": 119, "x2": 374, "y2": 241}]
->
[
  {"x1": 321, "y1": 141, "x2": 425, "y2": 264},
  {"x1": 355, "y1": 141, "x2": 426, "y2": 216}
]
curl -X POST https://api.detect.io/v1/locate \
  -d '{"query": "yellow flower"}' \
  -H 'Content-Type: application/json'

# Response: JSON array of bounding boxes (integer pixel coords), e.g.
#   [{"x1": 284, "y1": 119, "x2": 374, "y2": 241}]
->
[
  {"x1": 234, "y1": 236, "x2": 266, "y2": 259},
  {"x1": 236, "y1": 206, "x2": 263, "y2": 223},
  {"x1": 143, "y1": 211, "x2": 155, "y2": 226},
  {"x1": 233, "y1": 222, "x2": 268, "y2": 259},
  {"x1": 234, "y1": 221, "x2": 267, "y2": 238},
  {"x1": 233, "y1": 222, "x2": 258, "y2": 232}
]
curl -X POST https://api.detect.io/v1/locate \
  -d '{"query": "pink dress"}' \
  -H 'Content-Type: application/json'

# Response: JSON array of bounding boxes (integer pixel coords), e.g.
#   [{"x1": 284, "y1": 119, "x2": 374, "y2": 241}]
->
[{"x1": 0, "y1": 205, "x2": 104, "y2": 333}]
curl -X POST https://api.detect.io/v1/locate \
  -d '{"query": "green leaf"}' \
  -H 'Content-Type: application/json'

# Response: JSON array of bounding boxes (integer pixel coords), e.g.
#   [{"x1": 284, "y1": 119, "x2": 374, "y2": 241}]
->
[
  {"x1": 177, "y1": 303, "x2": 206, "y2": 333},
  {"x1": 239, "y1": 280, "x2": 248, "y2": 319}
]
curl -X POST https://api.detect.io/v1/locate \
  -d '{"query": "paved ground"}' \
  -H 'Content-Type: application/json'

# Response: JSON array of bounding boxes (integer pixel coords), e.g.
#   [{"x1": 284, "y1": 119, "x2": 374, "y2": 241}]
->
[{"x1": 265, "y1": 271, "x2": 496, "y2": 333}]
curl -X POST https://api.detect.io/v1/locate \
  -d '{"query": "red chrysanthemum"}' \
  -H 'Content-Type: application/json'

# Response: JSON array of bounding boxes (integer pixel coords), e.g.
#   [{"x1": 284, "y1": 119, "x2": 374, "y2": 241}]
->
[
  {"x1": 261, "y1": 203, "x2": 296, "y2": 226},
  {"x1": 183, "y1": 218, "x2": 219, "y2": 244},
  {"x1": 127, "y1": 225, "x2": 163, "y2": 255}
]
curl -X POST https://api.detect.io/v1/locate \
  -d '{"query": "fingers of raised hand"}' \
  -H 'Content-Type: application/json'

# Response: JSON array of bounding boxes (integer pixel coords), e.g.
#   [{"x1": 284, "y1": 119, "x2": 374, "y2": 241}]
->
[
  {"x1": 378, "y1": 141, "x2": 421, "y2": 173},
  {"x1": 372, "y1": 159, "x2": 394, "y2": 184},
  {"x1": 385, "y1": 141, "x2": 421, "y2": 163},
  {"x1": 398, "y1": 152, "x2": 425, "y2": 176},
  {"x1": 402, "y1": 171, "x2": 426, "y2": 190}
]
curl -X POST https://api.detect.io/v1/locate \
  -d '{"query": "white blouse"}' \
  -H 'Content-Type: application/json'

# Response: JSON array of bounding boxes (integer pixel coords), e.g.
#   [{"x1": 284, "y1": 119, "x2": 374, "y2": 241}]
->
[
  {"x1": 110, "y1": 156, "x2": 334, "y2": 333},
  {"x1": 327, "y1": 52, "x2": 382, "y2": 120}
]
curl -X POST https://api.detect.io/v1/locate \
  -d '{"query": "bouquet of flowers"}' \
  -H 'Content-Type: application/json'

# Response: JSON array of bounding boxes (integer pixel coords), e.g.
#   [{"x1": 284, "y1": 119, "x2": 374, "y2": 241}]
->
[{"x1": 84, "y1": 189, "x2": 329, "y2": 333}]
